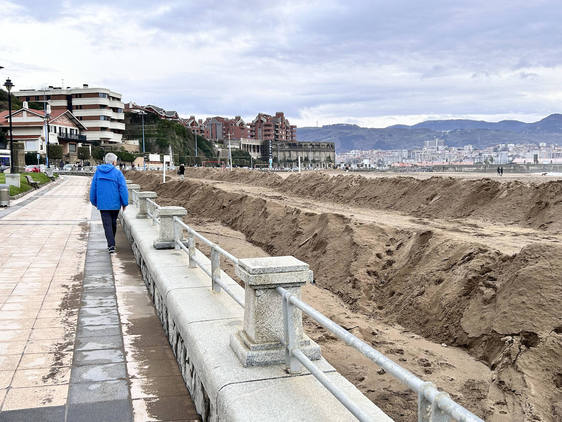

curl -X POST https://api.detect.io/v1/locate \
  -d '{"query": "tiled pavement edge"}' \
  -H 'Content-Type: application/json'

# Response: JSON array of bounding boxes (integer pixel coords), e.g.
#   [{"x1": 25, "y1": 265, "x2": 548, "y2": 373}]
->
[
  {"x1": 65, "y1": 207, "x2": 132, "y2": 422},
  {"x1": 0, "y1": 176, "x2": 199, "y2": 422}
]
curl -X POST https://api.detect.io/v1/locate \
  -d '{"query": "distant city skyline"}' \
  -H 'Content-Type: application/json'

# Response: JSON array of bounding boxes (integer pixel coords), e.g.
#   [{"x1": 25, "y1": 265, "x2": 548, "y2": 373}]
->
[{"x1": 1, "y1": 0, "x2": 561, "y2": 129}]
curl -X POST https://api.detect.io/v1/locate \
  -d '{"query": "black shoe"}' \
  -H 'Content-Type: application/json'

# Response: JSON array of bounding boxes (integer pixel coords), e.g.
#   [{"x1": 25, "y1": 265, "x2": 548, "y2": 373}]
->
[{"x1": 108, "y1": 246, "x2": 115, "y2": 254}]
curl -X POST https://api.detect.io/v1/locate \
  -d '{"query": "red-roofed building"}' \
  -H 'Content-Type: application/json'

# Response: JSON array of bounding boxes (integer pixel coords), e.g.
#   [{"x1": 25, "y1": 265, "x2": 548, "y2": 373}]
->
[
  {"x1": 203, "y1": 116, "x2": 249, "y2": 141},
  {"x1": 0, "y1": 102, "x2": 88, "y2": 159},
  {"x1": 250, "y1": 112, "x2": 296, "y2": 142}
]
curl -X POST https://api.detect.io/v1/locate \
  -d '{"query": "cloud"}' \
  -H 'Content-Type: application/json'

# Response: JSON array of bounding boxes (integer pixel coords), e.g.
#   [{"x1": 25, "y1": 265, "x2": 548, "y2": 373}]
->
[{"x1": 1, "y1": 0, "x2": 562, "y2": 128}]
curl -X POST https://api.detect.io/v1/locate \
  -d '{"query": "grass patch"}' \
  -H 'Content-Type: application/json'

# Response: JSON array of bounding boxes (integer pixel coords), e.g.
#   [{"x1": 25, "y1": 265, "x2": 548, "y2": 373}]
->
[{"x1": 0, "y1": 172, "x2": 54, "y2": 196}]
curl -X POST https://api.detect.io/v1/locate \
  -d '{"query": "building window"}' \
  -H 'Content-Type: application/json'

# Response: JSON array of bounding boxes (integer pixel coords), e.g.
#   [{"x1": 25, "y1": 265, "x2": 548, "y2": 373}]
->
[
  {"x1": 69, "y1": 143, "x2": 76, "y2": 152},
  {"x1": 100, "y1": 115, "x2": 110, "y2": 120},
  {"x1": 98, "y1": 93, "x2": 108, "y2": 98}
]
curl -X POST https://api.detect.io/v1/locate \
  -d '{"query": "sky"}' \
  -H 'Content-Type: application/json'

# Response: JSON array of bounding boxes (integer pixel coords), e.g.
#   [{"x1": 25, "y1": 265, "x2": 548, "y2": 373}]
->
[{"x1": 1, "y1": 0, "x2": 561, "y2": 128}]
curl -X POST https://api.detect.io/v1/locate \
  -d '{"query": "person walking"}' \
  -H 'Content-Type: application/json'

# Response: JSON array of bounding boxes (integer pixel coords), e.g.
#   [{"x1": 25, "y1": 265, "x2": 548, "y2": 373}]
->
[
  {"x1": 178, "y1": 163, "x2": 185, "y2": 180},
  {"x1": 89, "y1": 153, "x2": 128, "y2": 254}
]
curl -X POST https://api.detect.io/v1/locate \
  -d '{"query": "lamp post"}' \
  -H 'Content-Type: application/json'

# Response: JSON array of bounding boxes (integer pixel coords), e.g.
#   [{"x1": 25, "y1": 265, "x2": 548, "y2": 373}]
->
[
  {"x1": 44, "y1": 110, "x2": 51, "y2": 168},
  {"x1": 227, "y1": 133, "x2": 232, "y2": 170},
  {"x1": 4, "y1": 78, "x2": 14, "y2": 174},
  {"x1": 140, "y1": 110, "x2": 146, "y2": 153}
]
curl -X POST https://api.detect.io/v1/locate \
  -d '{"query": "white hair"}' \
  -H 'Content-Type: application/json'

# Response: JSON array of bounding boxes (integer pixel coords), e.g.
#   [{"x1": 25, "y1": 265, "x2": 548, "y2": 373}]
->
[{"x1": 104, "y1": 153, "x2": 118, "y2": 164}]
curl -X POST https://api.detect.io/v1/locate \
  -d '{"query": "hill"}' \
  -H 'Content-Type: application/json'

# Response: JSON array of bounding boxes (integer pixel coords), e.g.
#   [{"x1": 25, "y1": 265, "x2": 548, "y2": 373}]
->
[
  {"x1": 297, "y1": 114, "x2": 562, "y2": 152},
  {"x1": 124, "y1": 112, "x2": 216, "y2": 164}
]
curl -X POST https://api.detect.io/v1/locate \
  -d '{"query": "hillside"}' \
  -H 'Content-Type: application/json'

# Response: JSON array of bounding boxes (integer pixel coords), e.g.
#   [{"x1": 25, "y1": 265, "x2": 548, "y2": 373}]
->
[
  {"x1": 124, "y1": 112, "x2": 216, "y2": 164},
  {"x1": 297, "y1": 114, "x2": 562, "y2": 152}
]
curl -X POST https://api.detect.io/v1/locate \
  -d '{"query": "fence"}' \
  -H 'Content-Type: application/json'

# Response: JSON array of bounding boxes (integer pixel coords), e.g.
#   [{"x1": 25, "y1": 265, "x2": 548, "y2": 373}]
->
[{"x1": 129, "y1": 184, "x2": 485, "y2": 422}]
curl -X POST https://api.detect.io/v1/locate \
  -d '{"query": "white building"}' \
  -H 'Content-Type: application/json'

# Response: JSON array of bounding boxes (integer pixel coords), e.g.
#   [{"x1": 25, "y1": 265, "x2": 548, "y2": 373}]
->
[{"x1": 13, "y1": 84, "x2": 125, "y2": 145}]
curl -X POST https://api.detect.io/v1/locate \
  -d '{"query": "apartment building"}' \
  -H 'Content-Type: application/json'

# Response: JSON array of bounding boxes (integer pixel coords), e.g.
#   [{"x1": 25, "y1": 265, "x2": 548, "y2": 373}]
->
[
  {"x1": 13, "y1": 84, "x2": 125, "y2": 144},
  {"x1": 182, "y1": 116, "x2": 205, "y2": 136},
  {"x1": 203, "y1": 116, "x2": 249, "y2": 141},
  {"x1": 250, "y1": 112, "x2": 296, "y2": 142}
]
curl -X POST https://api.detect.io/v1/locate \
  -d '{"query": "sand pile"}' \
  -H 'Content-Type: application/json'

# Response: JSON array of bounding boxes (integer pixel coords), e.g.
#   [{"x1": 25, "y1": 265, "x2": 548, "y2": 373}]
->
[
  {"x1": 126, "y1": 171, "x2": 562, "y2": 421},
  {"x1": 176, "y1": 168, "x2": 562, "y2": 231}
]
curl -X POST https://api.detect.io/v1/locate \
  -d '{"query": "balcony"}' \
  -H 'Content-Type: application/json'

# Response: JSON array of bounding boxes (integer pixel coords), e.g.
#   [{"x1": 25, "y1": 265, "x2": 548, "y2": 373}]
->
[{"x1": 56, "y1": 133, "x2": 87, "y2": 142}]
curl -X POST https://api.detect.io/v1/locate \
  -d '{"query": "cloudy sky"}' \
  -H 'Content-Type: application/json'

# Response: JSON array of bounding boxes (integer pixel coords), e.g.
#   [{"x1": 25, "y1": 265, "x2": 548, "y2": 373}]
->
[{"x1": 1, "y1": 0, "x2": 561, "y2": 127}]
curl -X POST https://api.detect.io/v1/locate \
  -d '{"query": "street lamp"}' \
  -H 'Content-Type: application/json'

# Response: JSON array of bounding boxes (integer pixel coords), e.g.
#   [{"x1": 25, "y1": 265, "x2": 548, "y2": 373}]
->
[
  {"x1": 3, "y1": 78, "x2": 15, "y2": 174},
  {"x1": 44, "y1": 109, "x2": 51, "y2": 168}
]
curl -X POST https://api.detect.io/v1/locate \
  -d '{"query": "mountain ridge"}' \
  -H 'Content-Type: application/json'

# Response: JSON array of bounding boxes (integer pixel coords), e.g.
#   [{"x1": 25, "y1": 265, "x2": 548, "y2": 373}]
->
[{"x1": 297, "y1": 114, "x2": 562, "y2": 152}]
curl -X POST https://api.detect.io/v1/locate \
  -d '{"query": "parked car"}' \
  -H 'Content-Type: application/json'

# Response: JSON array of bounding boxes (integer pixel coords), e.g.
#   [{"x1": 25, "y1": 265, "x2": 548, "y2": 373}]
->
[
  {"x1": 63, "y1": 164, "x2": 73, "y2": 171},
  {"x1": 25, "y1": 165, "x2": 41, "y2": 172}
]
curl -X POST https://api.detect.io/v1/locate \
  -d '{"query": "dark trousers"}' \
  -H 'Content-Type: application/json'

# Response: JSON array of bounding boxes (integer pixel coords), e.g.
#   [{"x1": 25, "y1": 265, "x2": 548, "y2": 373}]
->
[{"x1": 100, "y1": 210, "x2": 120, "y2": 248}]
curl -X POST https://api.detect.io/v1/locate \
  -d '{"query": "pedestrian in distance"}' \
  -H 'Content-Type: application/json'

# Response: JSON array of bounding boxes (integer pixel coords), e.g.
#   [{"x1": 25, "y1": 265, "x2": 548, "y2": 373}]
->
[
  {"x1": 497, "y1": 166, "x2": 501, "y2": 176},
  {"x1": 89, "y1": 153, "x2": 128, "y2": 254},
  {"x1": 178, "y1": 163, "x2": 185, "y2": 180},
  {"x1": 500, "y1": 166, "x2": 504, "y2": 176}
]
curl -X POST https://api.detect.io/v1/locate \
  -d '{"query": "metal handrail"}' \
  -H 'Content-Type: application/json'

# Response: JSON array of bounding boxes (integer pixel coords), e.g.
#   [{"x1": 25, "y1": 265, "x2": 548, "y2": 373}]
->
[
  {"x1": 173, "y1": 216, "x2": 243, "y2": 307},
  {"x1": 276, "y1": 286, "x2": 485, "y2": 422},
  {"x1": 135, "y1": 195, "x2": 484, "y2": 422},
  {"x1": 146, "y1": 198, "x2": 160, "y2": 225},
  {"x1": 131, "y1": 189, "x2": 139, "y2": 206}
]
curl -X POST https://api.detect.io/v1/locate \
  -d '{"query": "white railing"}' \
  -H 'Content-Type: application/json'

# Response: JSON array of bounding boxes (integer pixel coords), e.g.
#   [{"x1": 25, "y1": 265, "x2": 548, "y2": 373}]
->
[
  {"x1": 132, "y1": 189, "x2": 485, "y2": 422},
  {"x1": 173, "y1": 217, "x2": 244, "y2": 307},
  {"x1": 146, "y1": 198, "x2": 160, "y2": 225}
]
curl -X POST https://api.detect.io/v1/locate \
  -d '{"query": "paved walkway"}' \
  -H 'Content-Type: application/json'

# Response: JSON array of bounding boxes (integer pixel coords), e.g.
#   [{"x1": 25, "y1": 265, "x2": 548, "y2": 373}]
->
[{"x1": 0, "y1": 176, "x2": 199, "y2": 421}]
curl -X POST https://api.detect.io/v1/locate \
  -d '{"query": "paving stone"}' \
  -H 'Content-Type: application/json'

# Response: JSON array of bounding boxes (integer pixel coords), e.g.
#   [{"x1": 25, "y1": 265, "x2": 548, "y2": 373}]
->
[
  {"x1": 79, "y1": 314, "x2": 120, "y2": 326},
  {"x1": 81, "y1": 296, "x2": 117, "y2": 308},
  {"x1": 0, "y1": 405, "x2": 66, "y2": 422},
  {"x1": 76, "y1": 335, "x2": 123, "y2": 351},
  {"x1": 74, "y1": 349, "x2": 125, "y2": 365},
  {"x1": 79, "y1": 307, "x2": 119, "y2": 318},
  {"x1": 67, "y1": 399, "x2": 132, "y2": 422},
  {"x1": 77, "y1": 324, "x2": 122, "y2": 338},
  {"x1": 68, "y1": 380, "x2": 129, "y2": 404},
  {"x1": 70, "y1": 363, "x2": 127, "y2": 383}
]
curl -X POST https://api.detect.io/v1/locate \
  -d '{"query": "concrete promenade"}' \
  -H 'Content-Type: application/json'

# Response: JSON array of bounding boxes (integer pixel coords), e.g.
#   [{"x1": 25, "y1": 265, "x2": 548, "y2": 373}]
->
[{"x1": 0, "y1": 176, "x2": 199, "y2": 421}]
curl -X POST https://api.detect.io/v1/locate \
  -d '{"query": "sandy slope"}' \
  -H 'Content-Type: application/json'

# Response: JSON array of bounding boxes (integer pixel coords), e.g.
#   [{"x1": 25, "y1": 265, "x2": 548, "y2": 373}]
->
[{"x1": 126, "y1": 170, "x2": 562, "y2": 422}]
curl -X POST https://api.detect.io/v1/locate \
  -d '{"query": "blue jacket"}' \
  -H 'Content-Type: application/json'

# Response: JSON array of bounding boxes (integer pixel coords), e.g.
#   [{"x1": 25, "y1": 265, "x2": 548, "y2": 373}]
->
[{"x1": 90, "y1": 164, "x2": 128, "y2": 210}]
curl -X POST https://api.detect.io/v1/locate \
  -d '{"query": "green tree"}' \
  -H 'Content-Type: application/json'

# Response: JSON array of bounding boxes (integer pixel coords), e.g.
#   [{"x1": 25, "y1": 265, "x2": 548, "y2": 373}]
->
[
  {"x1": 25, "y1": 152, "x2": 38, "y2": 165},
  {"x1": 77, "y1": 147, "x2": 91, "y2": 160},
  {"x1": 231, "y1": 149, "x2": 252, "y2": 167},
  {"x1": 48, "y1": 144, "x2": 63, "y2": 160},
  {"x1": 92, "y1": 147, "x2": 105, "y2": 162},
  {"x1": 116, "y1": 149, "x2": 136, "y2": 163}
]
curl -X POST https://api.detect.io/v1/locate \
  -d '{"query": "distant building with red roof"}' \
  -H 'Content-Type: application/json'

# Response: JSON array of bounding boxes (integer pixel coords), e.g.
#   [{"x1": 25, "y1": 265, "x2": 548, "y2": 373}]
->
[{"x1": 0, "y1": 102, "x2": 89, "y2": 160}]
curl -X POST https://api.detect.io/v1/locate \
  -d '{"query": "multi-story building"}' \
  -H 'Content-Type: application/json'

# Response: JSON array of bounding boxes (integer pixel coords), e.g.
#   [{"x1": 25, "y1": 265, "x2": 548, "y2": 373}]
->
[
  {"x1": 182, "y1": 116, "x2": 205, "y2": 136},
  {"x1": 0, "y1": 102, "x2": 88, "y2": 158},
  {"x1": 13, "y1": 84, "x2": 125, "y2": 145},
  {"x1": 250, "y1": 112, "x2": 296, "y2": 142},
  {"x1": 203, "y1": 116, "x2": 249, "y2": 141}
]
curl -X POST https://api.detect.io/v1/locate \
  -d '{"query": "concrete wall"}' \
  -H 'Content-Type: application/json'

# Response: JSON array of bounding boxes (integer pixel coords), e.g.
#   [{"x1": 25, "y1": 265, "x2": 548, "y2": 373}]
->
[{"x1": 120, "y1": 205, "x2": 392, "y2": 421}]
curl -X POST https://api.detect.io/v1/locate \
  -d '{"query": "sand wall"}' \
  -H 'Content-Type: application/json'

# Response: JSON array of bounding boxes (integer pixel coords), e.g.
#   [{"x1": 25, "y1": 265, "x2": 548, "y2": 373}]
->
[{"x1": 126, "y1": 171, "x2": 562, "y2": 421}]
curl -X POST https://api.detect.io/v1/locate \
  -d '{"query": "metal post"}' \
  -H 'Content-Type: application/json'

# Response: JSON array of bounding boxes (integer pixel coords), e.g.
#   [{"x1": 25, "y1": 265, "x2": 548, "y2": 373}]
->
[
  {"x1": 4, "y1": 79, "x2": 14, "y2": 174},
  {"x1": 282, "y1": 295, "x2": 300, "y2": 373},
  {"x1": 163, "y1": 153, "x2": 166, "y2": 183},
  {"x1": 228, "y1": 133, "x2": 232, "y2": 170},
  {"x1": 174, "y1": 219, "x2": 181, "y2": 250},
  {"x1": 141, "y1": 112, "x2": 145, "y2": 153},
  {"x1": 188, "y1": 234, "x2": 196, "y2": 268},
  {"x1": 418, "y1": 382, "x2": 433, "y2": 422},
  {"x1": 211, "y1": 247, "x2": 221, "y2": 293}
]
